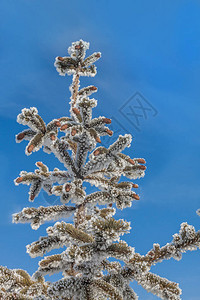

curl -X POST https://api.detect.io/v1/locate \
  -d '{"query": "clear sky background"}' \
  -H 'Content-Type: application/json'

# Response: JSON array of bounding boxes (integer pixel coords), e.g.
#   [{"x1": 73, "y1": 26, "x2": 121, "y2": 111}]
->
[{"x1": 0, "y1": 1, "x2": 200, "y2": 299}]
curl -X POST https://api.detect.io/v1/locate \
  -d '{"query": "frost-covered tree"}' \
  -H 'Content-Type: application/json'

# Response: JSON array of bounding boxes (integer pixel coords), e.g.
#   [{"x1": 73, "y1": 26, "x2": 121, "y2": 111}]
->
[{"x1": 1, "y1": 40, "x2": 200, "y2": 300}]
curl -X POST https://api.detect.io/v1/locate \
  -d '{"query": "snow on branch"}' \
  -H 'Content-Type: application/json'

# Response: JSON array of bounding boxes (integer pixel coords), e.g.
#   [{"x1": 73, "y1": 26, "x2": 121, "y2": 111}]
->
[
  {"x1": 33, "y1": 253, "x2": 74, "y2": 280},
  {"x1": 52, "y1": 180, "x2": 86, "y2": 204},
  {"x1": 84, "y1": 176, "x2": 140, "y2": 209},
  {"x1": 16, "y1": 107, "x2": 60, "y2": 155},
  {"x1": 103, "y1": 273, "x2": 138, "y2": 300},
  {"x1": 91, "y1": 217, "x2": 131, "y2": 242},
  {"x1": 106, "y1": 241, "x2": 135, "y2": 261},
  {"x1": 54, "y1": 39, "x2": 101, "y2": 78},
  {"x1": 47, "y1": 221, "x2": 94, "y2": 245},
  {"x1": 12, "y1": 205, "x2": 76, "y2": 230},
  {"x1": 144, "y1": 222, "x2": 200, "y2": 265},
  {"x1": 0, "y1": 266, "x2": 48, "y2": 299},
  {"x1": 82, "y1": 134, "x2": 133, "y2": 176},
  {"x1": 14, "y1": 162, "x2": 53, "y2": 202},
  {"x1": 26, "y1": 235, "x2": 65, "y2": 258},
  {"x1": 47, "y1": 276, "x2": 123, "y2": 300},
  {"x1": 135, "y1": 272, "x2": 181, "y2": 300},
  {"x1": 51, "y1": 139, "x2": 78, "y2": 176},
  {"x1": 117, "y1": 222, "x2": 200, "y2": 299},
  {"x1": 92, "y1": 279, "x2": 123, "y2": 300}
]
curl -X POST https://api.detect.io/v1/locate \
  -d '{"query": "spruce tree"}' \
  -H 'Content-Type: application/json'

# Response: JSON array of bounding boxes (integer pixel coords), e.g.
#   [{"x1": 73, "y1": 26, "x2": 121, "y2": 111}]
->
[{"x1": 1, "y1": 40, "x2": 200, "y2": 300}]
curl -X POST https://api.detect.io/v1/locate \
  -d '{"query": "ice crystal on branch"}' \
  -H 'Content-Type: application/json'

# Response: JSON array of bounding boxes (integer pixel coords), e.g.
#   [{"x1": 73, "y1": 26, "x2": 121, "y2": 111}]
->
[
  {"x1": 54, "y1": 40, "x2": 100, "y2": 78},
  {"x1": 1, "y1": 40, "x2": 200, "y2": 299}
]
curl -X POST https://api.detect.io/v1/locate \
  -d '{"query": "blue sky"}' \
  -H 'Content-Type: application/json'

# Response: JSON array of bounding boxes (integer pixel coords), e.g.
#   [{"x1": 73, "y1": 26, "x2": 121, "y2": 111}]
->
[{"x1": 0, "y1": 0, "x2": 200, "y2": 299}]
